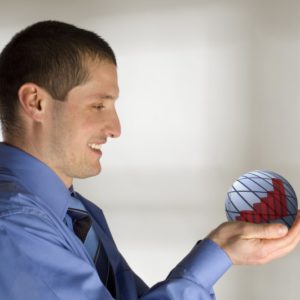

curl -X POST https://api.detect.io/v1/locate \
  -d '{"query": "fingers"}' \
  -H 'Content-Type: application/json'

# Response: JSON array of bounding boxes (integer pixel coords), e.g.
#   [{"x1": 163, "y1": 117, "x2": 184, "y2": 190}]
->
[
  {"x1": 236, "y1": 211, "x2": 300, "y2": 240},
  {"x1": 209, "y1": 220, "x2": 288, "y2": 241},
  {"x1": 238, "y1": 222, "x2": 288, "y2": 240},
  {"x1": 259, "y1": 211, "x2": 300, "y2": 255},
  {"x1": 208, "y1": 212, "x2": 300, "y2": 265},
  {"x1": 253, "y1": 236, "x2": 299, "y2": 265},
  {"x1": 237, "y1": 211, "x2": 300, "y2": 264},
  {"x1": 207, "y1": 220, "x2": 289, "y2": 252}
]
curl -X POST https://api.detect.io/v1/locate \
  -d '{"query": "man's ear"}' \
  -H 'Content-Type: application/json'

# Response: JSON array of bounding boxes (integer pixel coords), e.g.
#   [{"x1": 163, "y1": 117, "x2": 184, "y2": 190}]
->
[{"x1": 18, "y1": 83, "x2": 49, "y2": 122}]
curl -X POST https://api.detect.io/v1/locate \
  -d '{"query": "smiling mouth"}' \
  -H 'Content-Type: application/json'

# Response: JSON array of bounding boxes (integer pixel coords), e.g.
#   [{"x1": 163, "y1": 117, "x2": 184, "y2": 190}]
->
[
  {"x1": 88, "y1": 143, "x2": 102, "y2": 151},
  {"x1": 88, "y1": 144, "x2": 103, "y2": 158}
]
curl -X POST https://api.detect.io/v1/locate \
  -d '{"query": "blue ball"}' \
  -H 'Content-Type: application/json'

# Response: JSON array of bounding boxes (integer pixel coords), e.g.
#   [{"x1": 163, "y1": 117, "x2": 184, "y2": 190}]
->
[{"x1": 225, "y1": 170, "x2": 298, "y2": 228}]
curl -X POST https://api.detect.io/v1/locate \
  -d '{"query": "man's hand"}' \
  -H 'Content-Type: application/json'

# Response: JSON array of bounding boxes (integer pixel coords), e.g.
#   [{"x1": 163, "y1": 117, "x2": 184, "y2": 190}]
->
[{"x1": 207, "y1": 211, "x2": 300, "y2": 265}]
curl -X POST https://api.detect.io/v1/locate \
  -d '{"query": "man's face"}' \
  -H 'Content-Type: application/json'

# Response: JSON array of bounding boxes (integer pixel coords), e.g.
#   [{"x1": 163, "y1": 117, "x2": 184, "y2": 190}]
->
[{"x1": 43, "y1": 60, "x2": 121, "y2": 186}]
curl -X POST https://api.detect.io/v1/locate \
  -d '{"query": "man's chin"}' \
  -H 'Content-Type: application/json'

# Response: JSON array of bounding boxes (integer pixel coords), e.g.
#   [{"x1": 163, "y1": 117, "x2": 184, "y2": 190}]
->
[{"x1": 74, "y1": 165, "x2": 102, "y2": 179}]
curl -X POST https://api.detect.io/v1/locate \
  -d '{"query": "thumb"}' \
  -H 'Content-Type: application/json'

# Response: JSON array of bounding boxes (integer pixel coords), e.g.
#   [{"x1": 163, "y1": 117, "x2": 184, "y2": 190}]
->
[{"x1": 240, "y1": 222, "x2": 288, "y2": 240}]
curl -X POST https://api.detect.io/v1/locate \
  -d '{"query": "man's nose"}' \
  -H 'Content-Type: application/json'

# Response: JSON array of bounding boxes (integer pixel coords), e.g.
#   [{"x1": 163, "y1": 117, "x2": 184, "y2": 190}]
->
[{"x1": 106, "y1": 110, "x2": 121, "y2": 138}]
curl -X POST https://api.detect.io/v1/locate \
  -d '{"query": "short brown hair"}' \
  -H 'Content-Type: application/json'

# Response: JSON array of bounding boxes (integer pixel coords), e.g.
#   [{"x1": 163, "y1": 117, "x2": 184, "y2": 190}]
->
[{"x1": 0, "y1": 20, "x2": 116, "y2": 137}]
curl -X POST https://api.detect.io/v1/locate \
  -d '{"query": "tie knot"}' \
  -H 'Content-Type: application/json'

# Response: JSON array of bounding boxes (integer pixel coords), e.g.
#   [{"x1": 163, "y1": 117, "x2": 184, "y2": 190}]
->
[
  {"x1": 67, "y1": 193, "x2": 92, "y2": 243},
  {"x1": 67, "y1": 208, "x2": 92, "y2": 243}
]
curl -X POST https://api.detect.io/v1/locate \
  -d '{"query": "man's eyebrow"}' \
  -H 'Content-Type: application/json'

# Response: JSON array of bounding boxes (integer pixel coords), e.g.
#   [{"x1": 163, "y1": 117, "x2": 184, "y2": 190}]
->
[
  {"x1": 89, "y1": 94, "x2": 118, "y2": 100},
  {"x1": 102, "y1": 95, "x2": 117, "y2": 100}
]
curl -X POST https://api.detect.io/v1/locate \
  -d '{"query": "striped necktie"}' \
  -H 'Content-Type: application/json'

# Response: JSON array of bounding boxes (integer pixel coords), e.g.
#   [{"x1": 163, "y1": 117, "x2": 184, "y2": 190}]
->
[{"x1": 66, "y1": 192, "x2": 117, "y2": 298}]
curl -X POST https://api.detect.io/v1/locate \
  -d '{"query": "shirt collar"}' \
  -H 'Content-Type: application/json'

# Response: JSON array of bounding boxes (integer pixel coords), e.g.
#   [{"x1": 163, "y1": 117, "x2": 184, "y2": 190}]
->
[{"x1": 0, "y1": 142, "x2": 71, "y2": 220}]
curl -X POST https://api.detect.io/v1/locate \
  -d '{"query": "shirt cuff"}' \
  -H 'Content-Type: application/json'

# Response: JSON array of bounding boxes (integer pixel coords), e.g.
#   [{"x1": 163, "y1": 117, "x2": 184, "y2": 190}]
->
[{"x1": 169, "y1": 238, "x2": 232, "y2": 290}]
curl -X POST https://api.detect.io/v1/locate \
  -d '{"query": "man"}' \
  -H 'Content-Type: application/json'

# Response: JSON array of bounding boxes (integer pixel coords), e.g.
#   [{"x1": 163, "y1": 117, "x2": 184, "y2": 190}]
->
[{"x1": 0, "y1": 21, "x2": 299, "y2": 300}]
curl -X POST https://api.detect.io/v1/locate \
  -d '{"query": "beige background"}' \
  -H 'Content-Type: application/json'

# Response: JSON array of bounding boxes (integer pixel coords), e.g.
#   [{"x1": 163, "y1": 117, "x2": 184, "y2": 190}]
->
[{"x1": 1, "y1": 0, "x2": 300, "y2": 299}]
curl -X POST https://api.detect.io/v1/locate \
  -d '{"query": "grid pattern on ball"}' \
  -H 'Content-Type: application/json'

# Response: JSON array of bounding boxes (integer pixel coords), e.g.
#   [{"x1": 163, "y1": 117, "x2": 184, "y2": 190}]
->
[
  {"x1": 244, "y1": 171, "x2": 297, "y2": 211},
  {"x1": 234, "y1": 180, "x2": 291, "y2": 225},
  {"x1": 245, "y1": 170, "x2": 296, "y2": 201},
  {"x1": 228, "y1": 172, "x2": 297, "y2": 212},
  {"x1": 225, "y1": 171, "x2": 297, "y2": 226}
]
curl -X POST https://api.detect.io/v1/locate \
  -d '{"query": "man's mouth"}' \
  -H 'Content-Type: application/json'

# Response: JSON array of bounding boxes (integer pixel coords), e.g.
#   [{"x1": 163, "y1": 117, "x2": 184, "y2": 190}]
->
[{"x1": 88, "y1": 143, "x2": 102, "y2": 151}]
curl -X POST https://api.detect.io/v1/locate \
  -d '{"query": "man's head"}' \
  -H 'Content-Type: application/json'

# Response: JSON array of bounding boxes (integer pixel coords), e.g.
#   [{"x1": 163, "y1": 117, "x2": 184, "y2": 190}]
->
[
  {"x1": 0, "y1": 20, "x2": 117, "y2": 138},
  {"x1": 0, "y1": 21, "x2": 121, "y2": 186}
]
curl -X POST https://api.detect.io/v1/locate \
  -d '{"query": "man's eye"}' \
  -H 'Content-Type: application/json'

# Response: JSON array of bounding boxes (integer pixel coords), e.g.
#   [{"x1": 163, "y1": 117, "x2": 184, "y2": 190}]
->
[{"x1": 93, "y1": 104, "x2": 105, "y2": 110}]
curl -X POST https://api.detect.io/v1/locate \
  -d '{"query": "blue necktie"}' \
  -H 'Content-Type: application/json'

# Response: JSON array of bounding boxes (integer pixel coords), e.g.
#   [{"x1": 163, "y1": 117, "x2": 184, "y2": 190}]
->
[{"x1": 66, "y1": 192, "x2": 117, "y2": 298}]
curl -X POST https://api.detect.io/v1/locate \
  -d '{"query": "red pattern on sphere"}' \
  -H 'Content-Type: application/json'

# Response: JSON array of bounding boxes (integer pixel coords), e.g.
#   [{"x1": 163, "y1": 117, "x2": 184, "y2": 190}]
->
[
  {"x1": 225, "y1": 170, "x2": 298, "y2": 228},
  {"x1": 236, "y1": 179, "x2": 287, "y2": 223}
]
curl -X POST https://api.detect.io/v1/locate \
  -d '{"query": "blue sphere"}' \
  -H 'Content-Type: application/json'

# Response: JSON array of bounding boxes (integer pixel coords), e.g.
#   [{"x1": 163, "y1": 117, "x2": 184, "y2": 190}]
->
[{"x1": 225, "y1": 170, "x2": 298, "y2": 228}]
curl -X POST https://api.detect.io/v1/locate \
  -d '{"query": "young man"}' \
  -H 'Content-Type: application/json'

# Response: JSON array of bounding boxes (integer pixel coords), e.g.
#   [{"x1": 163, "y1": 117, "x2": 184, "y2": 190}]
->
[{"x1": 0, "y1": 21, "x2": 299, "y2": 300}]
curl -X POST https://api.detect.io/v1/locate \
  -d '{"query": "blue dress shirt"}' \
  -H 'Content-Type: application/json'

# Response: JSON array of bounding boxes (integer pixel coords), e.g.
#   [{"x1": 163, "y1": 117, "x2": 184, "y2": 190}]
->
[{"x1": 0, "y1": 142, "x2": 232, "y2": 299}]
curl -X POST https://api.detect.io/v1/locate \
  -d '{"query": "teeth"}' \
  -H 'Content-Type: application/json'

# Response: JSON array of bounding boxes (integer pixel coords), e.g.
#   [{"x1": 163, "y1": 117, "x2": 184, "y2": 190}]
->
[{"x1": 88, "y1": 143, "x2": 101, "y2": 150}]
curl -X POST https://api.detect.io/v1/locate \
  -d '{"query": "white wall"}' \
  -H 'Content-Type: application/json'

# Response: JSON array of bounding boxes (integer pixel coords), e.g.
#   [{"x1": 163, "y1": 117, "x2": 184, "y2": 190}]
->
[{"x1": 1, "y1": 1, "x2": 300, "y2": 299}]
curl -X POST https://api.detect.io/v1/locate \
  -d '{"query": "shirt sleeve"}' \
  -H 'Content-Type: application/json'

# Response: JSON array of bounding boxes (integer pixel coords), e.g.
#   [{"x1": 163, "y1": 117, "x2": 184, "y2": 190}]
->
[{"x1": 138, "y1": 239, "x2": 232, "y2": 300}]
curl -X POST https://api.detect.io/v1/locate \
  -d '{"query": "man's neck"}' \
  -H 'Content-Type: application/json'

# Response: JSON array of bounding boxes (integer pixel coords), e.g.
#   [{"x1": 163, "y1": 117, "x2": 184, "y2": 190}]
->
[{"x1": 3, "y1": 139, "x2": 73, "y2": 188}]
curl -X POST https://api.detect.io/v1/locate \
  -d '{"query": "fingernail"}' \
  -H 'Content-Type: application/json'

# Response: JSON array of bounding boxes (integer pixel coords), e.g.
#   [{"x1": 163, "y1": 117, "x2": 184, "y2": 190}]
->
[{"x1": 278, "y1": 225, "x2": 288, "y2": 235}]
